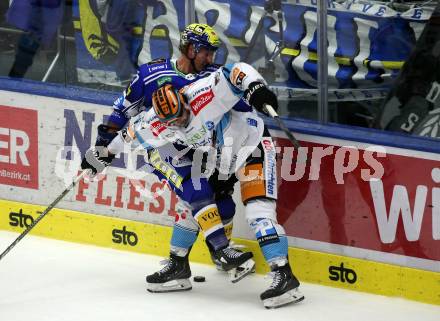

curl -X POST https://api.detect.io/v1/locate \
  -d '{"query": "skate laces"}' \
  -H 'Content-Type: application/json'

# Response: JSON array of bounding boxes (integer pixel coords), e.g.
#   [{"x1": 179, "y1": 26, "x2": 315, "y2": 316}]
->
[
  {"x1": 223, "y1": 247, "x2": 242, "y2": 259},
  {"x1": 266, "y1": 270, "x2": 283, "y2": 289},
  {"x1": 158, "y1": 258, "x2": 174, "y2": 274}
]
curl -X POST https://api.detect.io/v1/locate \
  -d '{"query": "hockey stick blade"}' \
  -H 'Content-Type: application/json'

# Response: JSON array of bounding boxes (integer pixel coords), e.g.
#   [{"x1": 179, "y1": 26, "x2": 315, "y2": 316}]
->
[{"x1": 0, "y1": 170, "x2": 90, "y2": 262}]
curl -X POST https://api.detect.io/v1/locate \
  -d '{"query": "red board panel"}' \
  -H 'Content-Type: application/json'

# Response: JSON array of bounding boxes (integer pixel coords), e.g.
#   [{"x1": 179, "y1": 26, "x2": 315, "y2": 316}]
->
[
  {"x1": 0, "y1": 106, "x2": 38, "y2": 189},
  {"x1": 275, "y1": 138, "x2": 439, "y2": 261}
]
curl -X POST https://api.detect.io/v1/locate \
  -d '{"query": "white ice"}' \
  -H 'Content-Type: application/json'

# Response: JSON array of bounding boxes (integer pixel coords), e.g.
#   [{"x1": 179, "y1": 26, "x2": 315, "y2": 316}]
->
[{"x1": 0, "y1": 231, "x2": 439, "y2": 321}]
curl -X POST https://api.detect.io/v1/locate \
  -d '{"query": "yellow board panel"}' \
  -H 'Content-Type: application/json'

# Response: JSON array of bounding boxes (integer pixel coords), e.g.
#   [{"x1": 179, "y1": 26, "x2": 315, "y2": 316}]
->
[{"x1": 0, "y1": 199, "x2": 438, "y2": 305}]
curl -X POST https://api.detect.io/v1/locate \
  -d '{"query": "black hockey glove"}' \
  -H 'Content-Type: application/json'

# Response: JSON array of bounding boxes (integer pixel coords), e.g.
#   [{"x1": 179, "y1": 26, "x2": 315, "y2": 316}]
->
[
  {"x1": 81, "y1": 147, "x2": 115, "y2": 175},
  {"x1": 209, "y1": 169, "x2": 238, "y2": 201},
  {"x1": 95, "y1": 124, "x2": 119, "y2": 147},
  {"x1": 245, "y1": 82, "x2": 279, "y2": 116}
]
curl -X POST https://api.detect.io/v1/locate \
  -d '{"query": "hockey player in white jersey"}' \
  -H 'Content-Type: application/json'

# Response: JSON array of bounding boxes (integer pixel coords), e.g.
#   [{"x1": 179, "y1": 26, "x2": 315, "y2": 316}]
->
[{"x1": 85, "y1": 61, "x2": 304, "y2": 308}]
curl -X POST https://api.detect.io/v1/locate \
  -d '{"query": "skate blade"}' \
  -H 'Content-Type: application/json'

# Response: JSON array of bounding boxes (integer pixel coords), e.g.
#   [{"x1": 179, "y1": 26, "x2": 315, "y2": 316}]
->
[
  {"x1": 217, "y1": 263, "x2": 255, "y2": 274},
  {"x1": 147, "y1": 279, "x2": 192, "y2": 293},
  {"x1": 229, "y1": 259, "x2": 256, "y2": 283},
  {"x1": 215, "y1": 263, "x2": 255, "y2": 274},
  {"x1": 214, "y1": 263, "x2": 225, "y2": 272},
  {"x1": 263, "y1": 288, "x2": 304, "y2": 309}
]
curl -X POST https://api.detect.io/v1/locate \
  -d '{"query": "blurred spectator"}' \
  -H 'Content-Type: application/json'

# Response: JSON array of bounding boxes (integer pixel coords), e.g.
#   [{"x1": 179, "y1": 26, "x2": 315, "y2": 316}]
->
[
  {"x1": 377, "y1": 4, "x2": 440, "y2": 138},
  {"x1": 6, "y1": 0, "x2": 65, "y2": 78},
  {"x1": 71, "y1": 0, "x2": 146, "y2": 85}
]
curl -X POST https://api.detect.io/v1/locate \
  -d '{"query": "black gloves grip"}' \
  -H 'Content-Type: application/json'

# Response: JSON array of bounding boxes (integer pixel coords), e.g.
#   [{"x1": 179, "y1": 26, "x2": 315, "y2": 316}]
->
[{"x1": 245, "y1": 82, "x2": 279, "y2": 115}]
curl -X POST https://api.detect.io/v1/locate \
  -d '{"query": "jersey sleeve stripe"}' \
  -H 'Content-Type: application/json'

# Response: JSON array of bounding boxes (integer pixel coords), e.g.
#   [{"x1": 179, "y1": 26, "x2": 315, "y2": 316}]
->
[{"x1": 143, "y1": 71, "x2": 178, "y2": 84}]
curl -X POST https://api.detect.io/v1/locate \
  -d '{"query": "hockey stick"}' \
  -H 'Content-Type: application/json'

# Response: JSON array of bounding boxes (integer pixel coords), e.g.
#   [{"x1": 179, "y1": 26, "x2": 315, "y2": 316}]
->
[
  {"x1": 263, "y1": 104, "x2": 301, "y2": 149},
  {"x1": 0, "y1": 170, "x2": 90, "y2": 261}
]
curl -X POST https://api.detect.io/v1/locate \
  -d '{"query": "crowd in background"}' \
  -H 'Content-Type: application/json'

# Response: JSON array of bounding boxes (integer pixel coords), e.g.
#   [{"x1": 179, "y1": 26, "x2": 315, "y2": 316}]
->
[{"x1": 0, "y1": 0, "x2": 439, "y2": 139}]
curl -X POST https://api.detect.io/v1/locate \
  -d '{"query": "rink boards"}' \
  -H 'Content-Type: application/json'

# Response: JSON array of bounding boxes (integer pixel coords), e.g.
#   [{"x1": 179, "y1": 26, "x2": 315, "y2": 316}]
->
[
  {"x1": 0, "y1": 198, "x2": 439, "y2": 305},
  {"x1": 0, "y1": 86, "x2": 439, "y2": 305}
]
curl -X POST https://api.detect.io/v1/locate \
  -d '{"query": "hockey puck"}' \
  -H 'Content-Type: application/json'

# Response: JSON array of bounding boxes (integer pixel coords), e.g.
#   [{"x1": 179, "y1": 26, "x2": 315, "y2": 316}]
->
[{"x1": 193, "y1": 276, "x2": 206, "y2": 282}]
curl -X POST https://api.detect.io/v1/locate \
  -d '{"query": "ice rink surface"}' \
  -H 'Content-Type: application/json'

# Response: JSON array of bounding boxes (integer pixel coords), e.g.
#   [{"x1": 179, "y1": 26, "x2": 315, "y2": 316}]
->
[{"x1": 0, "y1": 231, "x2": 439, "y2": 321}]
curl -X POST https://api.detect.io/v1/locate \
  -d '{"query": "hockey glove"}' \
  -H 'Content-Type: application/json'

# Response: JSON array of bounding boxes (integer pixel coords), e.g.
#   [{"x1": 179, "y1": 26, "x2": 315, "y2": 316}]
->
[
  {"x1": 95, "y1": 124, "x2": 119, "y2": 147},
  {"x1": 245, "y1": 82, "x2": 279, "y2": 116},
  {"x1": 81, "y1": 147, "x2": 115, "y2": 175}
]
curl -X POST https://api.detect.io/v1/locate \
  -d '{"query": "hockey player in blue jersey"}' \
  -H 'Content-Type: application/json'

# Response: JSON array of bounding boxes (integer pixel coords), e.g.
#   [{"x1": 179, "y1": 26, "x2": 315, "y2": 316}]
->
[{"x1": 82, "y1": 23, "x2": 254, "y2": 282}]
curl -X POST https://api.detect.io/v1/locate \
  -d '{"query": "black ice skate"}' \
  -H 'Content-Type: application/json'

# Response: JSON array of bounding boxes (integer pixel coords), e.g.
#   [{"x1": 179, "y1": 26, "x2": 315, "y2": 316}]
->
[
  {"x1": 146, "y1": 253, "x2": 192, "y2": 293},
  {"x1": 210, "y1": 242, "x2": 256, "y2": 274},
  {"x1": 205, "y1": 240, "x2": 226, "y2": 272},
  {"x1": 210, "y1": 248, "x2": 225, "y2": 271},
  {"x1": 260, "y1": 262, "x2": 304, "y2": 309},
  {"x1": 213, "y1": 246, "x2": 255, "y2": 283}
]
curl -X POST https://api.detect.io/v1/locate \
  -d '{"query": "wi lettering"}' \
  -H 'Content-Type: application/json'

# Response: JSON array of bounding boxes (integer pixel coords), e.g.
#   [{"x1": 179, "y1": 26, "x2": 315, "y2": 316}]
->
[
  {"x1": 370, "y1": 168, "x2": 440, "y2": 243},
  {"x1": 112, "y1": 226, "x2": 138, "y2": 246}
]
